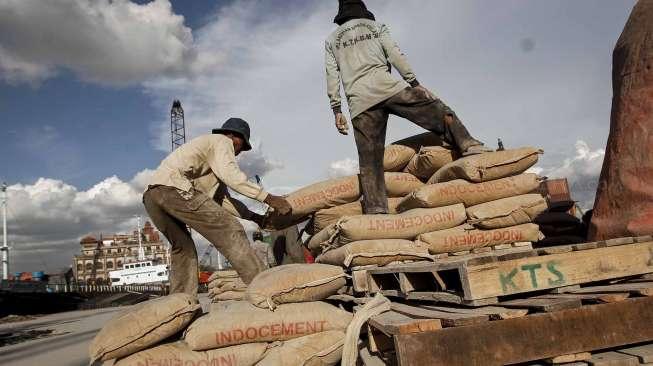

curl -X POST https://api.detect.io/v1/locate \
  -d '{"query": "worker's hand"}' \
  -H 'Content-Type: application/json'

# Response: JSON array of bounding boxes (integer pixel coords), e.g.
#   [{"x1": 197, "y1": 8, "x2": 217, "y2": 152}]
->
[
  {"x1": 414, "y1": 84, "x2": 437, "y2": 101},
  {"x1": 264, "y1": 194, "x2": 293, "y2": 216},
  {"x1": 335, "y1": 113, "x2": 349, "y2": 135}
]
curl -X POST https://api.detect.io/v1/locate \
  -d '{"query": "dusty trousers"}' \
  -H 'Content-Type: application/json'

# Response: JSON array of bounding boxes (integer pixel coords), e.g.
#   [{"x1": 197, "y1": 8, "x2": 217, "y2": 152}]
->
[
  {"x1": 352, "y1": 86, "x2": 482, "y2": 214},
  {"x1": 143, "y1": 185, "x2": 265, "y2": 296}
]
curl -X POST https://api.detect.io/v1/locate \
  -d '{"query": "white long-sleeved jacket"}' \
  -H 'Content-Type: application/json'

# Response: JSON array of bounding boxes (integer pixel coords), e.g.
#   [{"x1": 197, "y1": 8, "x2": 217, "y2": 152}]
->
[{"x1": 325, "y1": 19, "x2": 418, "y2": 119}]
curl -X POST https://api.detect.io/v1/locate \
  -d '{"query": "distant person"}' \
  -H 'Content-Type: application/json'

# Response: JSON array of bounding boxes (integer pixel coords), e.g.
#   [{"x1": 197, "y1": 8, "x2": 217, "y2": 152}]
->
[
  {"x1": 251, "y1": 231, "x2": 277, "y2": 268},
  {"x1": 325, "y1": 0, "x2": 492, "y2": 214},
  {"x1": 143, "y1": 118, "x2": 292, "y2": 296}
]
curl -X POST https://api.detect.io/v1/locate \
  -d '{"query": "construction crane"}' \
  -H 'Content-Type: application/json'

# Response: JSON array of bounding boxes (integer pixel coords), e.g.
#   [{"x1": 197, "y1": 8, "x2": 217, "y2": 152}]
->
[{"x1": 171, "y1": 100, "x2": 186, "y2": 150}]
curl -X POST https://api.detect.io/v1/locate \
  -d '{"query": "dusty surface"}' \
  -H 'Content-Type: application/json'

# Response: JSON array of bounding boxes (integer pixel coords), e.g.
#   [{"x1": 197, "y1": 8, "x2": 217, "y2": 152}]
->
[{"x1": 0, "y1": 293, "x2": 210, "y2": 366}]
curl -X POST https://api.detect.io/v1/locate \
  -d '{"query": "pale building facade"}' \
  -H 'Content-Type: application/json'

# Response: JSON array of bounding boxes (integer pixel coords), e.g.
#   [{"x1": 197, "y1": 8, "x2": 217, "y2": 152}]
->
[{"x1": 72, "y1": 221, "x2": 169, "y2": 285}]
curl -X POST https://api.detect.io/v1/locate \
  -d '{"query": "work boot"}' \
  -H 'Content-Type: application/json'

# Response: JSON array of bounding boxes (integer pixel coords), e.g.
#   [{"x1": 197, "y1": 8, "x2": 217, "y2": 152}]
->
[{"x1": 462, "y1": 143, "x2": 494, "y2": 156}]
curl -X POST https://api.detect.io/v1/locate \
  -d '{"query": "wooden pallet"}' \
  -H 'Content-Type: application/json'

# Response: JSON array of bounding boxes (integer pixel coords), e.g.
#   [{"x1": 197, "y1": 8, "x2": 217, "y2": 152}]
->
[
  {"x1": 364, "y1": 237, "x2": 653, "y2": 304},
  {"x1": 363, "y1": 280, "x2": 653, "y2": 366}
]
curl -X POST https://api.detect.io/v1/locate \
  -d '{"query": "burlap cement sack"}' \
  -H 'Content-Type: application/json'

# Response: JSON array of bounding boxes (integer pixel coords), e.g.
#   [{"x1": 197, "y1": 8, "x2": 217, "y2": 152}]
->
[
  {"x1": 267, "y1": 173, "x2": 423, "y2": 231},
  {"x1": 467, "y1": 194, "x2": 548, "y2": 229},
  {"x1": 329, "y1": 204, "x2": 467, "y2": 245},
  {"x1": 212, "y1": 291, "x2": 246, "y2": 302},
  {"x1": 89, "y1": 293, "x2": 200, "y2": 363},
  {"x1": 383, "y1": 144, "x2": 416, "y2": 172},
  {"x1": 184, "y1": 301, "x2": 352, "y2": 351},
  {"x1": 313, "y1": 198, "x2": 403, "y2": 233},
  {"x1": 246, "y1": 264, "x2": 347, "y2": 309},
  {"x1": 398, "y1": 174, "x2": 542, "y2": 212},
  {"x1": 418, "y1": 223, "x2": 544, "y2": 254},
  {"x1": 384, "y1": 172, "x2": 424, "y2": 196},
  {"x1": 114, "y1": 341, "x2": 267, "y2": 366},
  {"x1": 316, "y1": 239, "x2": 431, "y2": 267},
  {"x1": 404, "y1": 146, "x2": 457, "y2": 180},
  {"x1": 428, "y1": 147, "x2": 542, "y2": 184},
  {"x1": 257, "y1": 331, "x2": 345, "y2": 366},
  {"x1": 307, "y1": 225, "x2": 339, "y2": 255},
  {"x1": 208, "y1": 270, "x2": 240, "y2": 282}
]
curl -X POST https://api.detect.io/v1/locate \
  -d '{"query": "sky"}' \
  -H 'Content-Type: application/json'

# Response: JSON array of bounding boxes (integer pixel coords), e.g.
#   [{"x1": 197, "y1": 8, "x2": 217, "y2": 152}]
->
[{"x1": 0, "y1": 0, "x2": 636, "y2": 272}]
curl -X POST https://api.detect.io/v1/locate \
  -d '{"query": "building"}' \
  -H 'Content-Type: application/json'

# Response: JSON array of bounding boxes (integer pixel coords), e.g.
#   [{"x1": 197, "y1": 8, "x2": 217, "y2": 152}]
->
[{"x1": 72, "y1": 221, "x2": 169, "y2": 285}]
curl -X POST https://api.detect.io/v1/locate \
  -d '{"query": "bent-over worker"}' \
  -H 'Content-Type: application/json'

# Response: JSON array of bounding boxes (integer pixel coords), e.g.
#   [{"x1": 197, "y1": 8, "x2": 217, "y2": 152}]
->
[{"x1": 143, "y1": 118, "x2": 292, "y2": 296}]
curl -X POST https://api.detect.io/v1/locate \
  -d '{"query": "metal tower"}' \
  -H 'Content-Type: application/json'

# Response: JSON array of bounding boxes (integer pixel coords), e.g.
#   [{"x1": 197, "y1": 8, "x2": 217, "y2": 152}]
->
[
  {"x1": 1, "y1": 183, "x2": 8, "y2": 280},
  {"x1": 171, "y1": 100, "x2": 186, "y2": 151}
]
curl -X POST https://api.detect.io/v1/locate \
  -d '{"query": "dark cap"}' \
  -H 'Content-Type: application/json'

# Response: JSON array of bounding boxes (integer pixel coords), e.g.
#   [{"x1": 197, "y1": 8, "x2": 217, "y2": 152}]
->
[{"x1": 212, "y1": 117, "x2": 252, "y2": 151}]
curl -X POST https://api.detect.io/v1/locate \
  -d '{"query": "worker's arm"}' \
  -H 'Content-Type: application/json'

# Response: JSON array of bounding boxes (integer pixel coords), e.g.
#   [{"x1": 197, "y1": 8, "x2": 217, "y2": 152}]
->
[
  {"x1": 208, "y1": 142, "x2": 269, "y2": 202},
  {"x1": 325, "y1": 40, "x2": 343, "y2": 115},
  {"x1": 379, "y1": 24, "x2": 420, "y2": 87},
  {"x1": 213, "y1": 184, "x2": 256, "y2": 220}
]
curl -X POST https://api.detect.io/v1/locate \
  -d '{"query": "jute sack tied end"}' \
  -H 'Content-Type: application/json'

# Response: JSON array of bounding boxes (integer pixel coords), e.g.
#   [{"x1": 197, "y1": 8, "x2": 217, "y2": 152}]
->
[
  {"x1": 313, "y1": 197, "x2": 403, "y2": 233},
  {"x1": 383, "y1": 144, "x2": 416, "y2": 172},
  {"x1": 257, "y1": 330, "x2": 345, "y2": 366},
  {"x1": 89, "y1": 293, "x2": 200, "y2": 363},
  {"x1": 404, "y1": 146, "x2": 457, "y2": 179},
  {"x1": 398, "y1": 174, "x2": 542, "y2": 212},
  {"x1": 428, "y1": 147, "x2": 543, "y2": 184},
  {"x1": 315, "y1": 239, "x2": 432, "y2": 267},
  {"x1": 467, "y1": 194, "x2": 548, "y2": 229},
  {"x1": 330, "y1": 204, "x2": 467, "y2": 245},
  {"x1": 418, "y1": 223, "x2": 544, "y2": 254},
  {"x1": 184, "y1": 301, "x2": 353, "y2": 351},
  {"x1": 246, "y1": 264, "x2": 347, "y2": 309},
  {"x1": 113, "y1": 341, "x2": 267, "y2": 366},
  {"x1": 307, "y1": 225, "x2": 338, "y2": 255}
]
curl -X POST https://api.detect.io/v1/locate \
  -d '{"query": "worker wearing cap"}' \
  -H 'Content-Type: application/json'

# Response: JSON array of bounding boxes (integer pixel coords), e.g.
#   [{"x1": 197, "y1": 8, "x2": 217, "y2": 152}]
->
[
  {"x1": 325, "y1": 0, "x2": 492, "y2": 215},
  {"x1": 144, "y1": 118, "x2": 292, "y2": 296}
]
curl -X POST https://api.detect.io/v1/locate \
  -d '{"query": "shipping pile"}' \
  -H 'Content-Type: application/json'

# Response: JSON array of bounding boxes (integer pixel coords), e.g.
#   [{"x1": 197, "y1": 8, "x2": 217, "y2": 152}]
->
[
  {"x1": 92, "y1": 132, "x2": 574, "y2": 366},
  {"x1": 92, "y1": 263, "x2": 352, "y2": 366},
  {"x1": 284, "y1": 133, "x2": 551, "y2": 266}
]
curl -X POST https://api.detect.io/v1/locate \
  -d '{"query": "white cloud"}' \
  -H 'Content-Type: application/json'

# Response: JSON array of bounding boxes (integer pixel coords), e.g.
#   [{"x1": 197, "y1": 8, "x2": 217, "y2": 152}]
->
[
  {"x1": 328, "y1": 158, "x2": 359, "y2": 178},
  {"x1": 534, "y1": 140, "x2": 605, "y2": 210},
  {"x1": 0, "y1": 0, "x2": 197, "y2": 85}
]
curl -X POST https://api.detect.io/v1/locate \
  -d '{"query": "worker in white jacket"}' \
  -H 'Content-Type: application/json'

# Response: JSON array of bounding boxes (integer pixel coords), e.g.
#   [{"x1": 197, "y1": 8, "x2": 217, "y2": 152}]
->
[{"x1": 325, "y1": 0, "x2": 492, "y2": 215}]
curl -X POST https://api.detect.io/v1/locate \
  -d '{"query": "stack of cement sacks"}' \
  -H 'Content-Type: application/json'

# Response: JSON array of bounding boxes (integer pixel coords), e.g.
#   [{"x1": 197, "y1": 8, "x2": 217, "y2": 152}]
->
[
  {"x1": 263, "y1": 133, "x2": 549, "y2": 270},
  {"x1": 93, "y1": 263, "x2": 352, "y2": 366},
  {"x1": 207, "y1": 270, "x2": 247, "y2": 302}
]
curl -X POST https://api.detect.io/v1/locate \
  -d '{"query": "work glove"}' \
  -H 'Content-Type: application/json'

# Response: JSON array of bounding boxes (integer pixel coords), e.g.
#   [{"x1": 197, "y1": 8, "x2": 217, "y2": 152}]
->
[
  {"x1": 335, "y1": 112, "x2": 350, "y2": 135},
  {"x1": 264, "y1": 194, "x2": 293, "y2": 216},
  {"x1": 250, "y1": 213, "x2": 266, "y2": 228}
]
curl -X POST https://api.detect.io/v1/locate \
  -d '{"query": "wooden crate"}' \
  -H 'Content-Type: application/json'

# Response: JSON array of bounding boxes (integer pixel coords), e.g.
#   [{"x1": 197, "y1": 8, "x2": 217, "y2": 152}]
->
[
  {"x1": 363, "y1": 278, "x2": 653, "y2": 366},
  {"x1": 365, "y1": 236, "x2": 653, "y2": 304}
]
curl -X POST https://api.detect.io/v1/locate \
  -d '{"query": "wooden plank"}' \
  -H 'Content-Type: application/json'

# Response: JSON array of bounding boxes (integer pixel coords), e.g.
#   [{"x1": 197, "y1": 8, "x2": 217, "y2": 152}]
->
[
  {"x1": 550, "y1": 285, "x2": 582, "y2": 294},
  {"x1": 404, "y1": 291, "x2": 464, "y2": 303},
  {"x1": 501, "y1": 296, "x2": 582, "y2": 312},
  {"x1": 418, "y1": 304, "x2": 529, "y2": 320},
  {"x1": 617, "y1": 343, "x2": 653, "y2": 363},
  {"x1": 605, "y1": 237, "x2": 634, "y2": 247},
  {"x1": 393, "y1": 296, "x2": 653, "y2": 366},
  {"x1": 544, "y1": 352, "x2": 591, "y2": 364},
  {"x1": 589, "y1": 351, "x2": 639, "y2": 366},
  {"x1": 635, "y1": 235, "x2": 653, "y2": 243},
  {"x1": 352, "y1": 269, "x2": 370, "y2": 293},
  {"x1": 368, "y1": 311, "x2": 442, "y2": 336},
  {"x1": 389, "y1": 302, "x2": 489, "y2": 327},
  {"x1": 461, "y1": 241, "x2": 653, "y2": 300},
  {"x1": 536, "y1": 245, "x2": 574, "y2": 255},
  {"x1": 572, "y1": 242, "x2": 598, "y2": 251},
  {"x1": 538, "y1": 292, "x2": 630, "y2": 304},
  {"x1": 570, "y1": 282, "x2": 653, "y2": 296}
]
